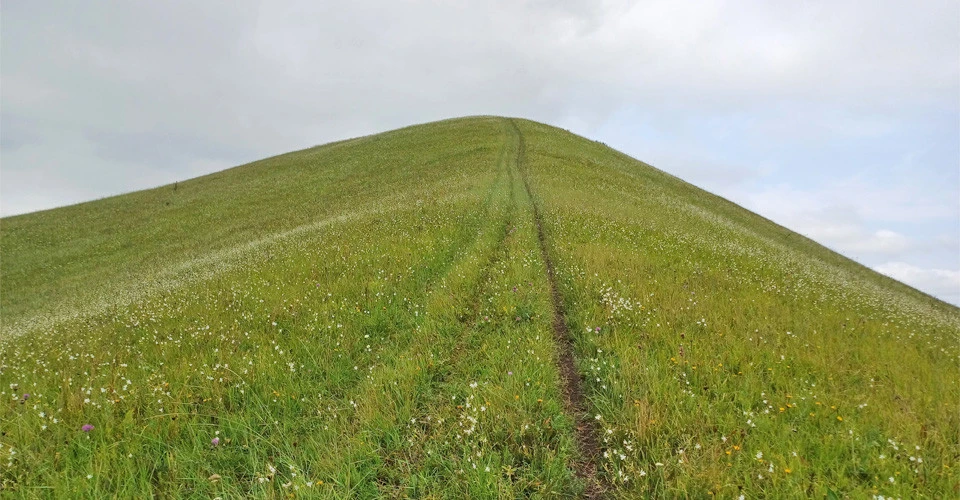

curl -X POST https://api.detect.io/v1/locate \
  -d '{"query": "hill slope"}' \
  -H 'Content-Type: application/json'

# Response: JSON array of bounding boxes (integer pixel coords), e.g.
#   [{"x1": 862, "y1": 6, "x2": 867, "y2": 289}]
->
[{"x1": 1, "y1": 116, "x2": 957, "y2": 497}]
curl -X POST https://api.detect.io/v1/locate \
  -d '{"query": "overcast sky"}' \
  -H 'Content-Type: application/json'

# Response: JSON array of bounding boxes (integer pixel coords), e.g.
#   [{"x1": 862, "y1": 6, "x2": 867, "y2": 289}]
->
[{"x1": 2, "y1": 1, "x2": 958, "y2": 304}]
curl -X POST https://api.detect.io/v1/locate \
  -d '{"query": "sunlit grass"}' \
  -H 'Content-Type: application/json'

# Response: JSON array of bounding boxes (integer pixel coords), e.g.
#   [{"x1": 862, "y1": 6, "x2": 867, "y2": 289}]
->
[
  {"x1": 1, "y1": 116, "x2": 957, "y2": 497},
  {"x1": 516, "y1": 118, "x2": 959, "y2": 498}
]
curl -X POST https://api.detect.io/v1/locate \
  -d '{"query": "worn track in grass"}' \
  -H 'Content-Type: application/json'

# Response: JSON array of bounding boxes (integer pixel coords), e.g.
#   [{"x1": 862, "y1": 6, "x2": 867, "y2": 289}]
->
[{"x1": 506, "y1": 119, "x2": 605, "y2": 498}]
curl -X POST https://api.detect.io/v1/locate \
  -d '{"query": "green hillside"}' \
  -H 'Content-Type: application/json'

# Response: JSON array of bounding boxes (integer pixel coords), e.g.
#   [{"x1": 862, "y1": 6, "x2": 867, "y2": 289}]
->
[{"x1": 1, "y1": 116, "x2": 957, "y2": 498}]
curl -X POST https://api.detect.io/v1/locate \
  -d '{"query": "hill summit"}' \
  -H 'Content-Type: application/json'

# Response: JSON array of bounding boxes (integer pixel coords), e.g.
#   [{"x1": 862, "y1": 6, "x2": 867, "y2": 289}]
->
[{"x1": 1, "y1": 116, "x2": 957, "y2": 497}]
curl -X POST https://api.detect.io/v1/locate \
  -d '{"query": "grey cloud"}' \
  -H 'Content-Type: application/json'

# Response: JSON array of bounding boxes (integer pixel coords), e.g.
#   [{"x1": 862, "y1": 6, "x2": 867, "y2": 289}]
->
[
  {"x1": 88, "y1": 129, "x2": 254, "y2": 169},
  {"x1": 4, "y1": 1, "x2": 957, "y2": 162},
  {"x1": 0, "y1": 114, "x2": 39, "y2": 151}
]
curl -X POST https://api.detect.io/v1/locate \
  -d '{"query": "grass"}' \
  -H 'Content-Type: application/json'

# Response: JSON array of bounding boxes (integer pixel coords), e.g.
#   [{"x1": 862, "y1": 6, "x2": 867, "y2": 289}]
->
[{"x1": 1, "y1": 116, "x2": 957, "y2": 498}]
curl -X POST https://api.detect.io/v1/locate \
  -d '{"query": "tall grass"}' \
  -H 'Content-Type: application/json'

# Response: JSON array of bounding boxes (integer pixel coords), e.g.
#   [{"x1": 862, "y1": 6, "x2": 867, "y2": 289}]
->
[
  {"x1": 515, "y1": 118, "x2": 959, "y2": 498},
  {"x1": 1, "y1": 116, "x2": 956, "y2": 497}
]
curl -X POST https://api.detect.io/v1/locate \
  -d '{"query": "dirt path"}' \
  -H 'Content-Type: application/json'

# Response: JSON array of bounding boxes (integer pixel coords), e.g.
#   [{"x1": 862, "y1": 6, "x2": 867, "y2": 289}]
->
[{"x1": 506, "y1": 119, "x2": 605, "y2": 498}]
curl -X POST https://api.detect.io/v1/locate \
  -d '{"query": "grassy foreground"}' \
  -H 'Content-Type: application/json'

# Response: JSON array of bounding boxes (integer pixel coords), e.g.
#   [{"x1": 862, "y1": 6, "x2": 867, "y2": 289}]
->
[{"x1": 1, "y1": 116, "x2": 958, "y2": 498}]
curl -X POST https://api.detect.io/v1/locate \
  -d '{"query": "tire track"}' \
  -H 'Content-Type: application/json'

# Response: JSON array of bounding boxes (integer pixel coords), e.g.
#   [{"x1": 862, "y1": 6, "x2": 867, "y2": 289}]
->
[
  {"x1": 506, "y1": 119, "x2": 605, "y2": 498},
  {"x1": 374, "y1": 128, "x2": 518, "y2": 493}
]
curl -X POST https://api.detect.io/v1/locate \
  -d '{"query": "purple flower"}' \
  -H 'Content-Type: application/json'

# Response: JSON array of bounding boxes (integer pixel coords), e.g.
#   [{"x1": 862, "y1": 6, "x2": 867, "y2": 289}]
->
[
  {"x1": 21, "y1": 393, "x2": 29, "y2": 401},
  {"x1": 595, "y1": 327, "x2": 601, "y2": 333},
  {"x1": 211, "y1": 437, "x2": 220, "y2": 447},
  {"x1": 508, "y1": 371, "x2": 513, "y2": 376},
  {"x1": 82, "y1": 424, "x2": 94, "y2": 433}
]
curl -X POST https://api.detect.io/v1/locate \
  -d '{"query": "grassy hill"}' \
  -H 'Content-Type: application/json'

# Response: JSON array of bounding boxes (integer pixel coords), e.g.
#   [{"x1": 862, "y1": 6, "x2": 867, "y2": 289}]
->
[{"x1": 1, "y1": 116, "x2": 957, "y2": 498}]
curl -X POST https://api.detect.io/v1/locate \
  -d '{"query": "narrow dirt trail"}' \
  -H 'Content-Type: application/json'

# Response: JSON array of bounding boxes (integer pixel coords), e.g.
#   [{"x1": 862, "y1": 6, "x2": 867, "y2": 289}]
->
[{"x1": 505, "y1": 119, "x2": 605, "y2": 498}]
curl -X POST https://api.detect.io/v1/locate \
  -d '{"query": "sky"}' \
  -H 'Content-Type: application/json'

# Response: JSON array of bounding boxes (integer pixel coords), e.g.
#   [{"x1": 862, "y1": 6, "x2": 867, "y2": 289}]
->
[{"x1": 1, "y1": 1, "x2": 958, "y2": 304}]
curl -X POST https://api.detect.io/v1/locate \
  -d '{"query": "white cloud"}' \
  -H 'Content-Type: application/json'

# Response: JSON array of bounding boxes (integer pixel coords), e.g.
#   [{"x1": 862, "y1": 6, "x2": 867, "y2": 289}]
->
[
  {"x1": 743, "y1": 179, "x2": 955, "y2": 227},
  {"x1": 874, "y1": 262, "x2": 960, "y2": 305},
  {"x1": 733, "y1": 180, "x2": 959, "y2": 305},
  {"x1": 741, "y1": 185, "x2": 919, "y2": 256},
  {"x1": 825, "y1": 228, "x2": 913, "y2": 255}
]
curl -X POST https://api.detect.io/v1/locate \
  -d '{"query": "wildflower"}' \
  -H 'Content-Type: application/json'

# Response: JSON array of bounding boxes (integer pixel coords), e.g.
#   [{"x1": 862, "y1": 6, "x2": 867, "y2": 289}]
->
[
  {"x1": 82, "y1": 424, "x2": 94, "y2": 433},
  {"x1": 21, "y1": 394, "x2": 29, "y2": 401},
  {"x1": 211, "y1": 437, "x2": 220, "y2": 447}
]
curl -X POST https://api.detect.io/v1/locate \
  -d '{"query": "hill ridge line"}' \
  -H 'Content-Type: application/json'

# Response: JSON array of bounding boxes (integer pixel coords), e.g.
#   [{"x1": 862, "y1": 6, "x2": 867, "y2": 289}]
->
[{"x1": 507, "y1": 119, "x2": 606, "y2": 497}]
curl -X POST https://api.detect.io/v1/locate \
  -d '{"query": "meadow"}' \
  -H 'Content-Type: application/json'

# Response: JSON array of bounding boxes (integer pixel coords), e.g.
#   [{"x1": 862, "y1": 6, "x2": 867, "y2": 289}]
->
[{"x1": 1, "y1": 116, "x2": 957, "y2": 498}]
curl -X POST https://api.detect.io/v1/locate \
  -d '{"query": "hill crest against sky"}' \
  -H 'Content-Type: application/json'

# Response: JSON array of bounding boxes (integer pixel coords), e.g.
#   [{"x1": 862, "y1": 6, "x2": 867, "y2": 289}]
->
[{"x1": 2, "y1": 116, "x2": 957, "y2": 320}]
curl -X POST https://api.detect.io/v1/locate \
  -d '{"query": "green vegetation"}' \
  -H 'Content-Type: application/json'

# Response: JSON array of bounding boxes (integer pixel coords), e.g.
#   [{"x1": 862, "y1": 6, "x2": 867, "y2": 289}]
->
[{"x1": 2, "y1": 116, "x2": 957, "y2": 498}]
